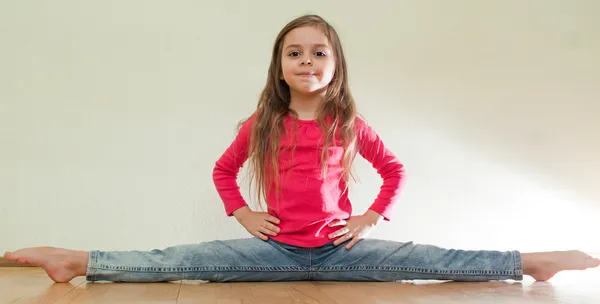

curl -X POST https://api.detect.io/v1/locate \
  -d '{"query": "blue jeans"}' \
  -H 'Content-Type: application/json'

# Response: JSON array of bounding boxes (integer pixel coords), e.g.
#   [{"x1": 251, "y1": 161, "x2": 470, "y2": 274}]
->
[{"x1": 86, "y1": 238, "x2": 523, "y2": 282}]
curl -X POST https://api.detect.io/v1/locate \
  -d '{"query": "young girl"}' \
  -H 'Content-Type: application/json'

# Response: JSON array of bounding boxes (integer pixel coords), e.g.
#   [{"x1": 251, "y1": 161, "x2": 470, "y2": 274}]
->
[{"x1": 4, "y1": 14, "x2": 599, "y2": 284}]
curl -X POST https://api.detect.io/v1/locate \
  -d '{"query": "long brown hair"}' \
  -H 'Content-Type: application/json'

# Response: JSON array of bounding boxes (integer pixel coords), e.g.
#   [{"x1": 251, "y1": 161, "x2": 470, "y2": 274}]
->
[{"x1": 242, "y1": 14, "x2": 358, "y2": 209}]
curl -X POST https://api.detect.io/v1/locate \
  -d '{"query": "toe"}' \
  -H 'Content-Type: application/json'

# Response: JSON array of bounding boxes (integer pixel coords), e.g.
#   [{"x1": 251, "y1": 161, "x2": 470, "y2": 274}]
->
[{"x1": 584, "y1": 257, "x2": 600, "y2": 268}]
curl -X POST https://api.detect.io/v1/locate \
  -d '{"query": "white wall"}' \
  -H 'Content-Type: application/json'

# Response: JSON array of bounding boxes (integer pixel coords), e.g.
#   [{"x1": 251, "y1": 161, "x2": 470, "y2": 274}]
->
[{"x1": 1, "y1": 0, "x2": 598, "y2": 254}]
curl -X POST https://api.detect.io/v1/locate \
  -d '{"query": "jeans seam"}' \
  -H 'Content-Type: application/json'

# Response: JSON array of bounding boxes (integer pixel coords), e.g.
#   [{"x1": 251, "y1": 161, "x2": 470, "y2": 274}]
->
[
  {"x1": 314, "y1": 266, "x2": 520, "y2": 275},
  {"x1": 93, "y1": 264, "x2": 306, "y2": 272}
]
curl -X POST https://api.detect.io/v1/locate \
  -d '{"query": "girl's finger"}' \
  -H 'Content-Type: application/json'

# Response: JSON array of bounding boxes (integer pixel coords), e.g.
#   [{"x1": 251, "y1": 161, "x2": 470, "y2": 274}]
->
[
  {"x1": 328, "y1": 228, "x2": 350, "y2": 239},
  {"x1": 259, "y1": 225, "x2": 278, "y2": 236},
  {"x1": 333, "y1": 232, "x2": 353, "y2": 246},
  {"x1": 254, "y1": 231, "x2": 268, "y2": 241},
  {"x1": 265, "y1": 215, "x2": 281, "y2": 225},
  {"x1": 328, "y1": 219, "x2": 347, "y2": 227},
  {"x1": 262, "y1": 222, "x2": 281, "y2": 234},
  {"x1": 345, "y1": 237, "x2": 361, "y2": 250}
]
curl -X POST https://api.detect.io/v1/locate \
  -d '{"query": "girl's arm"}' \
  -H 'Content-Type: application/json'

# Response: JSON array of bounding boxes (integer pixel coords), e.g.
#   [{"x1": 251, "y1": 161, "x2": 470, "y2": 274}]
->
[
  {"x1": 355, "y1": 118, "x2": 406, "y2": 221},
  {"x1": 212, "y1": 115, "x2": 255, "y2": 216}
]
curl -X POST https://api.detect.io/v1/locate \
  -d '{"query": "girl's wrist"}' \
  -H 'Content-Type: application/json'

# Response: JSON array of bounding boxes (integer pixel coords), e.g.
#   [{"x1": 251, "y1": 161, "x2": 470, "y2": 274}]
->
[
  {"x1": 364, "y1": 209, "x2": 384, "y2": 225},
  {"x1": 233, "y1": 206, "x2": 251, "y2": 220}
]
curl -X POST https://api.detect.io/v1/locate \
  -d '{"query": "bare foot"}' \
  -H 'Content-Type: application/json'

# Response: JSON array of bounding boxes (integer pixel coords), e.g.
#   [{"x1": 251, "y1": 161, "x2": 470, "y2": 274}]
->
[
  {"x1": 522, "y1": 250, "x2": 600, "y2": 281},
  {"x1": 3, "y1": 247, "x2": 89, "y2": 283}
]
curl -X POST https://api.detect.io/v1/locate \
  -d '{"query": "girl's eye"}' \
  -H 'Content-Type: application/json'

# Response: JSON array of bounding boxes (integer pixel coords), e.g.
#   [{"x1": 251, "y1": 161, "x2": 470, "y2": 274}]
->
[
  {"x1": 289, "y1": 51, "x2": 300, "y2": 57},
  {"x1": 315, "y1": 51, "x2": 327, "y2": 56}
]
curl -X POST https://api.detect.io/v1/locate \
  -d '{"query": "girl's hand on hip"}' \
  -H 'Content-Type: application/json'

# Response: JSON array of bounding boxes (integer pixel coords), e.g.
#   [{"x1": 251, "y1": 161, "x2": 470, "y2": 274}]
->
[
  {"x1": 233, "y1": 206, "x2": 281, "y2": 241},
  {"x1": 328, "y1": 210, "x2": 384, "y2": 250}
]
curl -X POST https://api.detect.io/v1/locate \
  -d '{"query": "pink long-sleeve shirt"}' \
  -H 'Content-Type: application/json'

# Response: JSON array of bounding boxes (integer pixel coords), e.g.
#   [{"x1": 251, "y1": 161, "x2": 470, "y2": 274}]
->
[{"x1": 212, "y1": 114, "x2": 405, "y2": 248}]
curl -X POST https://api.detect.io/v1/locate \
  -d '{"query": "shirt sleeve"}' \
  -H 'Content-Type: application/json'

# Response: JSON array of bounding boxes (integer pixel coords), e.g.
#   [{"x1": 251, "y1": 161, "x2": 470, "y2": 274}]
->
[
  {"x1": 212, "y1": 114, "x2": 255, "y2": 216},
  {"x1": 355, "y1": 117, "x2": 406, "y2": 220}
]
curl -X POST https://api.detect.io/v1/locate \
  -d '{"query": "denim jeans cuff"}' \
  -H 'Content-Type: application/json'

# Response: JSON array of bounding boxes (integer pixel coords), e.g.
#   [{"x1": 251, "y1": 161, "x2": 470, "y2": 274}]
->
[
  {"x1": 511, "y1": 250, "x2": 524, "y2": 280},
  {"x1": 86, "y1": 250, "x2": 99, "y2": 281}
]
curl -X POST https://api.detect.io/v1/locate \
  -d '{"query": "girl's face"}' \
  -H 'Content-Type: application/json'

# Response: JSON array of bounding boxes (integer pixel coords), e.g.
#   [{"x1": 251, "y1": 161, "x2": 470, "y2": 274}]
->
[{"x1": 280, "y1": 26, "x2": 336, "y2": 95}]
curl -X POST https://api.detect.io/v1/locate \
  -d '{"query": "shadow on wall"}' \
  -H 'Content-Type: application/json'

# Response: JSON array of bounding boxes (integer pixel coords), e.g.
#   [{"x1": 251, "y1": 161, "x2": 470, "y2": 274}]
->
[{"x1": 350, "y1": 0, "x2": 599, "y2": 211}]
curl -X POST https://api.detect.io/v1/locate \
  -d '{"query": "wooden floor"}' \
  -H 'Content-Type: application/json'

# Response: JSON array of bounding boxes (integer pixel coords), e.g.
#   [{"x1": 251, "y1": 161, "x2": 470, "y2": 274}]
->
[{"x1": 1, "y1": 267, "x2": 599, "y2": 303}]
